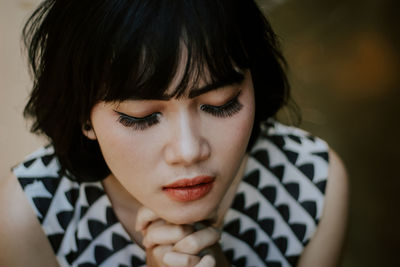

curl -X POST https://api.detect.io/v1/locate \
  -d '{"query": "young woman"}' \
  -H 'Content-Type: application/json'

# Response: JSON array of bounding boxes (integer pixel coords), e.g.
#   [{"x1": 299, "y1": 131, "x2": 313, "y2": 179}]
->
[{"x1": 0, "y1": 0, "x2": 348, "y2": 266}]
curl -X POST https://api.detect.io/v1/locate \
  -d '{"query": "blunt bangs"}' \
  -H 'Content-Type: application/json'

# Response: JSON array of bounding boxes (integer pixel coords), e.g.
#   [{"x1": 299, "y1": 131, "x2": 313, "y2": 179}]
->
[
  {"x1": 99, "y1": 0, "x2": 251, "y2": 102},
  {"x1": 23, "y1": 0, "x2": 290, "y2": 181}
]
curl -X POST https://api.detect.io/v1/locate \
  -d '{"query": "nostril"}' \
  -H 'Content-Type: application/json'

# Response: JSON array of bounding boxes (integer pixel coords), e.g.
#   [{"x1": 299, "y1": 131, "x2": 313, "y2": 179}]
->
[{"x1": 200, "y1": 140, "x2": 211, "y2": 160}]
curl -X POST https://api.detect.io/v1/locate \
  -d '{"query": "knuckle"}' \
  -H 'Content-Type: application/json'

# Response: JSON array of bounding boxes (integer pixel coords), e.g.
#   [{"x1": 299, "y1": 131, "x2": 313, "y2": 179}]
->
[
  {"x1": 142, "y1": 236, "x2": 150, "y2": 248},
  {"x1": 174, "y1": 225, "x2": 185, "y2": 237},
  {"x1": 188, "y1": 255, "x2": 201, "y2": 266},
  {"x1": 182, "y1": 255, "x2": 191, "y2": 266},
  {"x1": 163, "y1": 252, "x2": 192, "y2": 266},
  {"x1": 143, "y1": 232, "x2": 156, "y2": 248},
  {"x1": 154, "y1": 245, "x2": 172, "y2": 259},
  {"x1": 173, "y1": 224, "x2": 192, "y2": 239},
  {"x1": 136, "y1": 207, "x2": 158, "y2": 232},
  {"x1": 185, "y1": 235, "x2": 200, "y2": 252},
  {"x1": 162, "y1": 254, "x2": 172, "y2": 266}
]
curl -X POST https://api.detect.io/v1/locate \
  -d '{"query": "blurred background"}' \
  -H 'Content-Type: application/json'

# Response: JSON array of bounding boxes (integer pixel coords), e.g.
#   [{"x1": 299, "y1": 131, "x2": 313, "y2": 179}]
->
[
  {"x1": 260, "y1": 0, "x2": 400, "y2": 266},
  {"x1": 1, "y1": 0, "x2": 399, "y2": 266}
]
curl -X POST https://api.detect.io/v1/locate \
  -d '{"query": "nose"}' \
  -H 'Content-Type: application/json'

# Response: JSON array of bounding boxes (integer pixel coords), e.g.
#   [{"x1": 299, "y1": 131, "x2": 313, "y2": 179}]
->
[{"x1": 164, "y1": 112, "x2": 211, "y2": 166}]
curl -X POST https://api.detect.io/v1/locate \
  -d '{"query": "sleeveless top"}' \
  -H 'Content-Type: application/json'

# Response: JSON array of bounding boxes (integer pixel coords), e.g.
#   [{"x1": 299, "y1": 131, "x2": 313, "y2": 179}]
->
[{"x1": 13, "y1": 120, "x2": 329, "y2": 267}]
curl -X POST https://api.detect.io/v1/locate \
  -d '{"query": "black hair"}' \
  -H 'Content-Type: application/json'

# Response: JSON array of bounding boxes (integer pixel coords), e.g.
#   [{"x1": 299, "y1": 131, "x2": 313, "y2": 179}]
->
[{"x1": 23, "y1": 0, "x2": 291, "y2": 181}]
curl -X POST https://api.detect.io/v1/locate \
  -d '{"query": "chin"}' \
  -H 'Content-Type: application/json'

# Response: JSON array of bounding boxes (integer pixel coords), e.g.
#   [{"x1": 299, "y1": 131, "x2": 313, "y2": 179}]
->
[{"x1": 160, "y1": 203, "x2": 218, "y2": 225}]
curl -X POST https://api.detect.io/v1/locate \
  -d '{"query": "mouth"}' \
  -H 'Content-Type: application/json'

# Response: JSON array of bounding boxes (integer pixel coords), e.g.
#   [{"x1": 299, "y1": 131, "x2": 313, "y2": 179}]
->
[{"x1": 162, "y1": 176, "x2": 215, "y2": 202}]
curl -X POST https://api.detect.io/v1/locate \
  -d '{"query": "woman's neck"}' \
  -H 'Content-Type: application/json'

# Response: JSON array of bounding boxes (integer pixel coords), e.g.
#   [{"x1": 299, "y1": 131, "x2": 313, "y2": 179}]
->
[
  {"x1": 212, "y1": 154, "x2": 249, "y2": 229},
  {"x1": 102, "y1": 174, "x2": 145, "y2": 248}
]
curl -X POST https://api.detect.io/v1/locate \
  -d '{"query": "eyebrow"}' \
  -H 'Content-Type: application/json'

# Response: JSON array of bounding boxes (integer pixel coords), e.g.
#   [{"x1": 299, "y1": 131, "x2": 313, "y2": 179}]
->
[
  {"x1": 188, "y1": 72, "x2": 245, "y2": 99},
  {"x1": 125, "y1": 71, "x2": 245, "y2": 101}
]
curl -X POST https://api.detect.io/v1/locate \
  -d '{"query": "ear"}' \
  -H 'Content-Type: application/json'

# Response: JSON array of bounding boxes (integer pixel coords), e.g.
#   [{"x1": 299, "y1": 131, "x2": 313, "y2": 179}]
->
[{"x1": 82, "y1": 123, "x2": 97, "y2": 140}]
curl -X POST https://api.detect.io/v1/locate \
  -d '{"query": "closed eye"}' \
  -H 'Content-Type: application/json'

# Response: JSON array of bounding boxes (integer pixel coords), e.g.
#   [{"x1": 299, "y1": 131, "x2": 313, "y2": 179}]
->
[
  {"x1": 115, "y1": 111, "x2": 161, "y2": 130},
  {"x1": 115, "y1": 91, "x2": 243, "y2": 130},
  {"x1": 200, "y1": 91, "x2": 243, "y2": 118}
]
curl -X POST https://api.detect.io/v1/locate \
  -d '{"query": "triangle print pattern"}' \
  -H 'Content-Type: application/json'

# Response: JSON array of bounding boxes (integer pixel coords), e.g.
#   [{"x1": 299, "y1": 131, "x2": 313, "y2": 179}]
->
[
  {"x1": 220, "y1": 120, "x2": 329, "y2": 266},
  {"x1": 13, "y1": 120, "x2": 329, "y2": 267},
  {"x1": 13, "y1": 147, "x2": 146, "y2": 267}
]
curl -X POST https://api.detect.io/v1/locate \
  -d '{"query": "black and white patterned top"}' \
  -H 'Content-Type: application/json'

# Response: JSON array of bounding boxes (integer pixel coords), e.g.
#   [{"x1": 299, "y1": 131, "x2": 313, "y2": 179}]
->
[{"x1": 13, "y1": 120, "x2": 329, "y2": 267}]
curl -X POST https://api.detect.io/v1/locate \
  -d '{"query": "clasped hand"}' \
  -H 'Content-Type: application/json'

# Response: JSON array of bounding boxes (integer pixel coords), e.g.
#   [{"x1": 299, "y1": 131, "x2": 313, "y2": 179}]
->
[{"x1": 136, "y1": 207, "x2": 223, "y2": 267}]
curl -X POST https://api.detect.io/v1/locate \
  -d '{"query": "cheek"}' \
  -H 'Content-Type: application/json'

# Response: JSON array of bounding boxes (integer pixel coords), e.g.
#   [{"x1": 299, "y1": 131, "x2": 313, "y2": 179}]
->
[
  {"x1": 210, "y1": 104, "x2": 255, "y2": 166},
  {"x1": 218, "y1": 100, "x2": 255, "y2": 171},
  {"x1": 225, "y1": 98, "x2": 255, "y2": 147},
  {"x1": 93, "y1": 120, "x2": 159, "y2": 183}
]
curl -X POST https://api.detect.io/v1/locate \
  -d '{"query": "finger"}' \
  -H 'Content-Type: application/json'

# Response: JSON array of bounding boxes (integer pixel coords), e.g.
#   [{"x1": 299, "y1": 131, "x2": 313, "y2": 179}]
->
[
  {"x1": 195, "y1": 255, "x2": 216, "y2": 267},
  {"x1": 143, "y1": 223, "x2": 194, "y2": 248},
  {"x1": 173, "y1": 227, "x2": 221, "y2": 254},
  {"x1": 163, "y1": 251, "x2": 200, "y2": 267},
  {"x1": 150, "y1": 245, "x2": 173, "y2": 265},
  {"x1": 135, "y1": 206, "x2": 159, "y2": 232},
  {"x1": 141, "y1": 219, "x2": 166, "y2": 243}
]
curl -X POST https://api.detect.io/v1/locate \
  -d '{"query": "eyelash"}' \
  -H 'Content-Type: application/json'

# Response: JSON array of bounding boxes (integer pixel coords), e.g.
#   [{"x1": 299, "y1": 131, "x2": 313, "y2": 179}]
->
[
  {"x1": 116, "y1": 92, "x2": 243, "y2": 130},
  {"x1": 117, "y1": 112, "x2": 161, "y2": 130},
  {"x1": 200, "y1": 92, "x2": 243, "y2": 118}
]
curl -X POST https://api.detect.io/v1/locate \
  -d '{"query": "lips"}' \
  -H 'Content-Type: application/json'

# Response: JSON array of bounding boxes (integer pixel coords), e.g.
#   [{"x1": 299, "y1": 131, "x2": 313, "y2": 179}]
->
[{"x1": 163, "y1": 176, "x2": 215, "y2": 202}]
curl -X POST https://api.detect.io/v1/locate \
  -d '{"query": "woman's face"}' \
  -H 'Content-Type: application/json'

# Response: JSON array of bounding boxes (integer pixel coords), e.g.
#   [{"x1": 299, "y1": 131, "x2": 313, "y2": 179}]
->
[{"x1": 88, "y1": 70, "x2": 255, "y2": 224}]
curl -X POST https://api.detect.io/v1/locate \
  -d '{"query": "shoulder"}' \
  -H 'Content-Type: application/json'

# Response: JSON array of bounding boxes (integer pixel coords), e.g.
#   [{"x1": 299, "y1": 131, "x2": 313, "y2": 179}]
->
[
  {"x1": 0, "y1": 173, "x2": 59, "y2": 266},
  {"x1": 0, "y1": 146, "x2": 62, "y2": 266},
  {"x1": 297, "y1": 149, "x2": 349, "y2": 266},
  {"x1": 12, "y1": 146, "x2": 72, "y2": 220},
  {"x1": 326, "y1": 149, "x2": 348, "y2": 203},
  {"x1": 253, "y1": 120, "x2": 330, "y2": 202},
  {"x1": 257, "y1": 120, "x2": 348, "y2": 229},
  {"x1": 253, "y1": 121, "x2": 348, "y2": 265}
]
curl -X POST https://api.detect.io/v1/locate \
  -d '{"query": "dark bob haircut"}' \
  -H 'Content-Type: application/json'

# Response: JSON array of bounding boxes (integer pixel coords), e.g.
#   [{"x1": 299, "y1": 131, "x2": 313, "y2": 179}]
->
[{"x1": 23, "y1": 0, "x2": 290, "y2": 182}]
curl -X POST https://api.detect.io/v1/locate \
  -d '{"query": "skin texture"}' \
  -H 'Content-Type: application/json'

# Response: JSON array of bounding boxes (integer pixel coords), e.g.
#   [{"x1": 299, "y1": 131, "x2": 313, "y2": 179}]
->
[
  {"x1": 83, "y1": 69, "x2": 256, "y2": 266},
  {"x1": 0, "y1": 173, "x2": 59, "y2": 267},
  {"x1": 85, "y1": 70, "x2": 256, "y2": 226}
]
